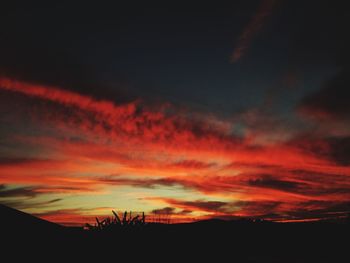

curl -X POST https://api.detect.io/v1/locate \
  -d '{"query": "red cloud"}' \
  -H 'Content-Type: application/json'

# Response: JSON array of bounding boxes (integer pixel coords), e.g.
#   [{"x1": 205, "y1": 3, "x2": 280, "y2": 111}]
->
[
  {"x1": 1, "y1": 77, "x2": 350, "y2": 224},
  {"x1": 0, "y1": 77, "x2": 239, "y2": 151}
]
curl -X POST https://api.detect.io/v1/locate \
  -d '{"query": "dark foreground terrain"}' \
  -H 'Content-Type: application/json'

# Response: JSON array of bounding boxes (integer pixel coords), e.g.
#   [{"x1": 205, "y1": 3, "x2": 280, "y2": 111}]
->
[{"x1": 1, "y1": 204, "x2": 349, "y2": 262}]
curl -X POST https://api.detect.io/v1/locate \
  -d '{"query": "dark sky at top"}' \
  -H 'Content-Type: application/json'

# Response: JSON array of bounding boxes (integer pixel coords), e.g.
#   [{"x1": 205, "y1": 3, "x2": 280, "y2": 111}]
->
[{"x1": 1, "y1": 1, "x2": 348, "y2": 116}]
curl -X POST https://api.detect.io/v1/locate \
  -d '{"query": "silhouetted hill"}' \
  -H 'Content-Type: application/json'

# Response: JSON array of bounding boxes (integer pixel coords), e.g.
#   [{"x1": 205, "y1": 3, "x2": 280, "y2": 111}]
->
[
  {"x1": 1, "y1": 204, "x2": 349, "y2": 262},
  {"x1": 0, "y1": 204, "x2": 62, "y2": 233}
]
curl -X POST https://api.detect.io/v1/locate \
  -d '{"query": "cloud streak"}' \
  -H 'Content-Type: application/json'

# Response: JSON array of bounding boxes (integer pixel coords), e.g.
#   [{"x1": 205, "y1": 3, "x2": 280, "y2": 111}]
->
[
  {"x1": 230, "y1": 0, "x2": 276, "y2": 63},
  {"x1": 0, "y1": 184, "x2": 39, "y2": 198}
]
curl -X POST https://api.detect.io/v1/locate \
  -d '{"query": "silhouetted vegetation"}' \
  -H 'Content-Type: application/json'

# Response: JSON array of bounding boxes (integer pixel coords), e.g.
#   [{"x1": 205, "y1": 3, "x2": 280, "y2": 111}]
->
[{"x1": 85, "y1": 211, "x2": 146, "y2": 231}]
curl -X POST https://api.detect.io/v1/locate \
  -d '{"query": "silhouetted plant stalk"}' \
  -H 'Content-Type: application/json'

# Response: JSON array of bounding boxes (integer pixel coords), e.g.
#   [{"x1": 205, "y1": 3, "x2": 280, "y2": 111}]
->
[{"x1": 85, "y1": 211, "x2": 146, "y2": 231}]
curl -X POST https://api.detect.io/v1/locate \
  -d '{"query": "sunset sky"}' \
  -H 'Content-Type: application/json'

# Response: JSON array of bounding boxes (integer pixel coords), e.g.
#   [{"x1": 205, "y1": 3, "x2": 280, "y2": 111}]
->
[{"x1": 0, "y1": 1, "x2": 349, "y2": 226}]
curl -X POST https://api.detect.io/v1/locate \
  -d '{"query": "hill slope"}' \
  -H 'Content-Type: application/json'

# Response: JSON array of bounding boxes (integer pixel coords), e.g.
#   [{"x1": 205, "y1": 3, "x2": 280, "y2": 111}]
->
[{"x1": 0, "y1": 204, "x2": 63, "y2": 235}]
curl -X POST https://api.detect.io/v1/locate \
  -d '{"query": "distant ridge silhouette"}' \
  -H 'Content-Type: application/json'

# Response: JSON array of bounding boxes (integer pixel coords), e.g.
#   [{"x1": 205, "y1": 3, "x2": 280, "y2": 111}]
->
[
  {"x1": 1, "y1": 204, "x2": 349, "y2": 262},
  {"x1": 0, "y1": 204, "x2": 62, "y2": 229},
  {"x1": 0, "y1": 204, "x2": 62, "y2": 232}
]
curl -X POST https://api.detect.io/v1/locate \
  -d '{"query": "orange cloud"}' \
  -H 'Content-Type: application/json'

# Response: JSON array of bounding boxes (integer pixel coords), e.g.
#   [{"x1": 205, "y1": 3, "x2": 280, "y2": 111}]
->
[{"x1": 33, "y1": 208, "x2": 100, "y2": 227}]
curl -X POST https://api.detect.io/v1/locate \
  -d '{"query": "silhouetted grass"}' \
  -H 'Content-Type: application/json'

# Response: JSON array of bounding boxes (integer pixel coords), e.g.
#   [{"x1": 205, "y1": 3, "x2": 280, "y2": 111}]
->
[{"x1": 85, "y1": 211, "x2": 146, "y2": 231}]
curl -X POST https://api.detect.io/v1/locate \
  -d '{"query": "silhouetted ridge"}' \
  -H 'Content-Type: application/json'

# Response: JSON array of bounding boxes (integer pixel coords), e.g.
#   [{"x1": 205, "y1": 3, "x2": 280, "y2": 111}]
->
[{"x1": 0, "y1": 204, "x2": 62, "y2": 233}]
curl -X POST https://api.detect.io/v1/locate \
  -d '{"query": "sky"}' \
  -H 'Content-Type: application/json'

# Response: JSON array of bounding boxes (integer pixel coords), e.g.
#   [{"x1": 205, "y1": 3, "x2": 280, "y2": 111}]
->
[{"x1": 0, "y1": 0, "x2": 349, "y2": 226}]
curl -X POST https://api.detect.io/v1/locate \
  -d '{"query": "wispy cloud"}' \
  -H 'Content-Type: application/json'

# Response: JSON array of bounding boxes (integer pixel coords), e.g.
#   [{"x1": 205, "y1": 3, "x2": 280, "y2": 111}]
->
[
  {"x1": 0, "y1": 184, "x2": 38, "y2": 198},
  {"x1": 1, "y1": 198, "x2": 62, "y2": 211},
  {"x1": 230, "y1": 0, "x2": 276, "y2": 63}
]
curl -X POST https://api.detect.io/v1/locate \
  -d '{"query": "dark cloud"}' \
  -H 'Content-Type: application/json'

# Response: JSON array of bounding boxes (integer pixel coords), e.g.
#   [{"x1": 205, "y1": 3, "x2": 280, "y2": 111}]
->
[
  {"x1": 170, "y1": 160, "x2": 215, "y2": 169},
  {"x1": 0, "y1": 184, "x2": 65, "y2": 211},
  {"x1": 179, "y1": 209, "x2": 193, "y2": 215},
  {"x1": 160, "y1": 197, "x2": 350, "y2": 221},
  {"x1": 290, "y1": 136, "x2": 350, "y2": 166},
  {"x1": 101, "y1": 175, "x2": 238, "y2": 194},
  {"x1": 1, "y1": 198, "x2": 62, "y2": 210},
  {"x1": 187, "y1": 200, "x2": 234, "y2": 213},
  {"x1": 103, "y1": 169, "x2": 350, "y2": 199},
  {"x1": 164, "y1": 199, "x2": 237, "y2": 214},
  {"x1": 324, "y1": 137, "x2": 350, "y2": 166},
  {"x1": 247, "y1": 174, "x2": 350, "y2": 197},
  {"x1": 224, "y1": 200, "x2": 350, "y2": 220},
  {"x1": 284, "y1": 201, "x2": 350, "y2": 221},
  {"x1": 235, "y1": 200, "x2": 281, "y2": 216},
  {"x1": 152, "y1": 207, "x2": 176, "y2": 215},
  {"x1": 47, "y1": 199, "x2": 62, "y2": 204},
  {"x1": 101, "y1": 175, "x2": 224, "y2": 193},
  {"x1": 248, "y1": 176, "x2": 301, "y2": 191},
  {"x1": 100, "y1": 177, "x2": 181, "y2": 189},
  {"x1": 296, "y1": 0, "x2": 350, "y2": 123},
  {"x1": 299, "y1": 69, "x2": 350, "y2": 120},
  {"x1": 151, "y1": 207, "x2": 192, "y2": 217},
  {"x1": 0, "y1": 184, "x2": 38, "y2": 198},
  {"x1": 0, "y1": 157, "x2": 39, "y2": 165}
]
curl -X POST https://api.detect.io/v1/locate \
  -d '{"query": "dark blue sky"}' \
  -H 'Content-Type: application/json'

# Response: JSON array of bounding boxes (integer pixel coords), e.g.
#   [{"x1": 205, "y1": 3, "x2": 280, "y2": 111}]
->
[{"x1": 0, "y1": 1, "x2": 348, "y2": 117}]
